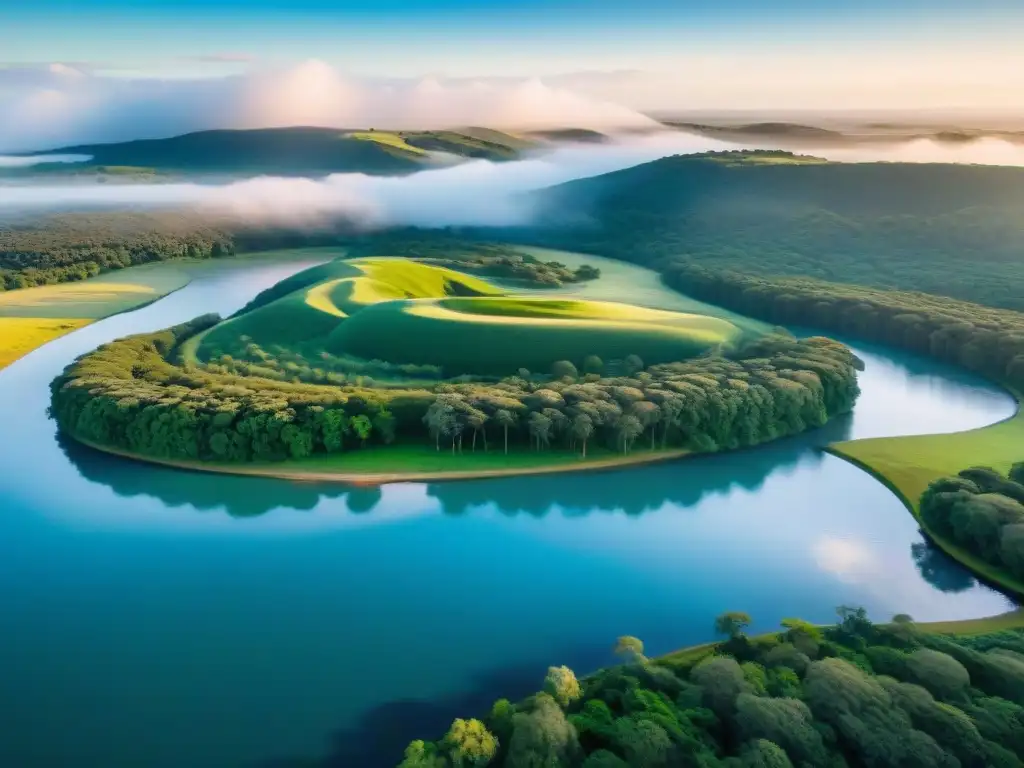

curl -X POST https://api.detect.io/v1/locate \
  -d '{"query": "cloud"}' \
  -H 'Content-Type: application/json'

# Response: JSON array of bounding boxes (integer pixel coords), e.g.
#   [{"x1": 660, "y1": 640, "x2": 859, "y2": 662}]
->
[
  {"x1": 0, "y1": 153, "x2": 91, "y2": 168},
  {"x1": 3, "y1": 131, "x2": 1024, "y2": 229},
  {"x1": 0, "y1": 60, "x2": 659, "y2": 153}
]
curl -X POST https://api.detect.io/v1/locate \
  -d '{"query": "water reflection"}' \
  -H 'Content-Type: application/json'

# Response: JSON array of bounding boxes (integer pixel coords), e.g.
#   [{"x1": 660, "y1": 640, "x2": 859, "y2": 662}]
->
[
  {"x1": 912, "y1": 540, "x2": 978, "y2": 594},
  {"x1": 60, "y1": 415, "x2": 853, "y2": 519}
]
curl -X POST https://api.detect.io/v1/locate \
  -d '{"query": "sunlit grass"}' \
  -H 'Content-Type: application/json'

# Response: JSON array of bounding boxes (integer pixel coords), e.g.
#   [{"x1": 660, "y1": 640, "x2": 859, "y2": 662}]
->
[{"x1": 0, "y1": 318, "x2": 91, "y2": 369}]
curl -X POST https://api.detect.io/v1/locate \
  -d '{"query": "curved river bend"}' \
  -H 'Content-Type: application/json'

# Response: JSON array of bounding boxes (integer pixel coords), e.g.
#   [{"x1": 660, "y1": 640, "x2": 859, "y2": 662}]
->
[{"x1": 0, "y1": 256, "x2": 1016, "y2": 768}]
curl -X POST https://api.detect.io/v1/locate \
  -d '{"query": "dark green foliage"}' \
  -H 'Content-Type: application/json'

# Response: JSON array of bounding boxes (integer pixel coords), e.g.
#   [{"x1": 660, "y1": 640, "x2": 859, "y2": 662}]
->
[
  {"x1": 0, "y1": 212, "x2": 236, "y2": 290},
  {"x1": 739, "y1": 739, "x2": 794, "y2": 768},
  {"x1": 399, "y1": 610, "x2": 1024, "y2": 767},
  {"x1": 51, "y1": 315, "x2": 860, "y2": 466},
  {"x1": 920, "y1": 468, "x2": 1024, "y2": 582},
  {"x1": 662, "y1": 263, "x2": 1024, "y2": 392},
  {"x1": 530, "y1": 154, "x2": 1024, "y2": 311}
]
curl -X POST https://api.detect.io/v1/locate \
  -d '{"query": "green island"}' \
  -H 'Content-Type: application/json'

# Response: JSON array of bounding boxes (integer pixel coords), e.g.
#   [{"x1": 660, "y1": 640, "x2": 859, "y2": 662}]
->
[
  {"x1": 396, "y1": 607, "x2": 1024, "y2": 768},
  {"x1": 48, "y1": 253, "x2": 862, "y2": 481}
]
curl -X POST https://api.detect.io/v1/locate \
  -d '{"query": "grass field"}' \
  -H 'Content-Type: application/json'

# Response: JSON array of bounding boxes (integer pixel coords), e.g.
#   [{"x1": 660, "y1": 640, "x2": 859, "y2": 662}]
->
[
  {"x1": 0, "y1": 318, "x2": 90, "y2": 368},
  {"x1": 0, "y1": 264, "x2": 190, "y2": 319},
  {"x1": 0, "y1": 248, "x2": 339, "y2": 371},
  {"x1": 197, "y1": 256, "x2": 745, "y2": 376},
  {"x1": 332, "y1": 296, "x2": 740, "y2": 374},
  {"x1": 347, "y1": 131, "x2": 429, "y2": 158},
  {"x1": 829, "y1": 389, "x2": 1024, "y2": 596},
  {"x1": 830, "y1": 397, "x2": 1023, "y2": 509}
]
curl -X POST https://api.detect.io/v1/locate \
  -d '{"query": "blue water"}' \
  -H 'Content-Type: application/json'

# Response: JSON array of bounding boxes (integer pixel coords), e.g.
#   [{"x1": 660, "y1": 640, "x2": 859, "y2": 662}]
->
[{"x1": 0, "y1": 258, "x2": 1016, "y2": 768}]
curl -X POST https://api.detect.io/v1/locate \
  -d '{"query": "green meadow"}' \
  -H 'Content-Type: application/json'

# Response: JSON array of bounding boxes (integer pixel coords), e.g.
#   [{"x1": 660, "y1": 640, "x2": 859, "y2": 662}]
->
[{"x1": 196, "y1": 255, "x2": 746, "y2": 377}]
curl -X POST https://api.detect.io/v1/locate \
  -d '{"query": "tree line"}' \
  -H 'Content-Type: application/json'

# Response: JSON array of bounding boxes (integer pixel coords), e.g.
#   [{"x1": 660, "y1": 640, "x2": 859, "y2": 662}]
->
[
  {"x1": 663, "y1": 263, "x2": 1024, "y2": 392},
  {"x1": 921, "y1": 465, "x2": 1024, "y2": 585},
  {"x1": 519, "y1": 153, "x2": 1024, "y2": 311},
  {"x1": 50, "y1": 317, "x2": 860, "y2": 466},
  {"x1": 395, "y1": 607, "x2": 1024, "y2": 767}
]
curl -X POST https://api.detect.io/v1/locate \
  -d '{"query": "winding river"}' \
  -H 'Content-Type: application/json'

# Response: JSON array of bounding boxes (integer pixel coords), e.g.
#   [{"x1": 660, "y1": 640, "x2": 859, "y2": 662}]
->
[{"x1": 0, "y1": 254, "x2": 1017, "y2": 768}]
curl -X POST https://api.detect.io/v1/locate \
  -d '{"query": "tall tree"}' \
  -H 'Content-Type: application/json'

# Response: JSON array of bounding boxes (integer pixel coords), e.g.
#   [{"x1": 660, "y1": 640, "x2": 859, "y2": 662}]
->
[
  {"x1": 571, "y1": 413, "x2": 595, "y2": 458},
  {"x1": 494, "y1": 409, "x2": 516, "y2": 455}
]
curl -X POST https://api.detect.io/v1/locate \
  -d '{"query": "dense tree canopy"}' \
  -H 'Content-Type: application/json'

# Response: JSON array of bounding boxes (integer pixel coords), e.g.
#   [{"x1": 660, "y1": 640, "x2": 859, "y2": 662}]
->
[
  {"x1": 521, "y1": 152, "x2": 1024, "y2": 311},
  {"x1": 665, "y1": 264, "x2": 1024, "y2": 391},
  {"x1": 50, "y1": 314, "x2": 860, "y2": 466},
  {"x1": 921, "y1": 466, "x2": 1024, "y2": 584},
  {"x1": 397, "y1": 608, "x2": 1024, "y2": 767}
]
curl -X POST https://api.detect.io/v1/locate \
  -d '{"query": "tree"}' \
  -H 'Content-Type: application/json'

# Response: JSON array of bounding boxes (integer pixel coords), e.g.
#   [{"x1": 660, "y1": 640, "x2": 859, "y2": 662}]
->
[
  {"x1": 715, "y1": 611, "x2": 752, "y2": 640},
  {"x1": 505, "y1": 694, "x2": 580, "y2": 768},
  {"x1": 583, "y1": 355, "x2": 604, "y2": 375},
  {"x1": 528, "y1": 411, "x2": 553, "y2": 451},
  {"x1": 735, "y1": 694, "x2": 828, "y2": 765},
  {"x1": 372, "y1": 407, "x2": 397, "y2": 445},
  {"x1": 1011, "y1": 462, "x2": 1024, "y2": 486},
  {"x1": 444, "y1": 718, "x2": 499, "y2": 767},
  {"x1": 397, "y1": 740, "x2": 447, "y2": 768},
  {"x1": 740, "y1": 739, "x2": 795, "y2": 768},
  {"x1": 494, "y1": 409, "x2": 516, "y2": 455},
  {"x1": 691, "y1": 656, "x2": 751, "y2": 717},
  {"x1": 623, "y1": 354, "x2": 644, "y2": 376},
  {"x1": 425, "y1": 399, "x2": 456, "y2": 451},
  {"x1": 466, "y1": 408, "x2": 488, "y2": 452},
  {"x1": 614, "y1": 636, "x2": 645, "y2": 663},
  {"x1": 906, "y1": 649, "x2": 971, "y2": 701},
  {"x1": 616, "y1": 414, "x2": 643, "y2": 454},
  {"x1": 349, "y1": 414, "x2": 372, "y2": 446},
  {"x1": 543, "y1": 666, "x2": 582, "y2": 708},
  {"x1": 571, "y1": 413, "x2": 595, "y2": 458},
  {"x1": 551, "y1": 360, "x2": 579, "y2": 380}
]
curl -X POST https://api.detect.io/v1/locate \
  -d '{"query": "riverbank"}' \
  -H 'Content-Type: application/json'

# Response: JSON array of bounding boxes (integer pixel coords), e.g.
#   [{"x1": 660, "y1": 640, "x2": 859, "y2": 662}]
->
[
  {"x1": 828, "y1": 386, "x2": 1024, "y2": 598},
  {"x1": 658, "y1": 608, "x2": 1024, "y2": 668},
  {"x1": 75, "y1": 438, "x2": 694, "y2": 484}
]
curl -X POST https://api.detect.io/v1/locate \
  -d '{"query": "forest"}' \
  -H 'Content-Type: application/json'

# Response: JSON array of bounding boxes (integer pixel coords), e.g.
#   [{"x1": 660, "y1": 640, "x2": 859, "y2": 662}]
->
[
  {"x1": 0, "y1": 212, "x2": 239, "y2": 290},
  {"x1": 921, "y1": 465, "x2": 1024, "y2": 585},
  {"x1": 523, "y1": 151, "x2": 1024, "y2": 311},
  {"x1": 49, "y1": 317, "x2": 860, "y2": 466},
  {"x1": 395, "y1": 607, "x2": 1024, "y2": 768},
  {"x1": 662, "y1": 264, "x2": 1024, "y2": 392}
]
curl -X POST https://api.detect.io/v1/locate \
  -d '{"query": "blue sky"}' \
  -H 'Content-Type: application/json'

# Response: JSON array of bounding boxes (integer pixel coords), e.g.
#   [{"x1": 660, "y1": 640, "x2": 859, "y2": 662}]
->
[{"x1": 3, "y1": 0, "x2": 1023, "y2": 78}]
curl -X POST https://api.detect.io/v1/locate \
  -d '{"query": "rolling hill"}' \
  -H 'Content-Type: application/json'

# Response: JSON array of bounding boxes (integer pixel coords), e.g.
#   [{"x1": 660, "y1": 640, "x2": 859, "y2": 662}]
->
[
  {"x1": 23, "y1": 126, "x2": 533, "y2": 177},
  {"x1": 194, "y1": 256, "x2": 745, "y2": 377},
  {"x1": 522, "y1": 150, "x2": 1024, "y2": 310}
]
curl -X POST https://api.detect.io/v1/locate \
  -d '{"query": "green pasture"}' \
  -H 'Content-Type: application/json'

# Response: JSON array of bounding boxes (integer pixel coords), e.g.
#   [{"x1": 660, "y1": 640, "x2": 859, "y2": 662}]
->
[
  {"x1": 195, "y1": 254, "x2": 746, "y2": 376},
  {"x1": 329, "y1": 295, "x2": 740, "y2": 375}
]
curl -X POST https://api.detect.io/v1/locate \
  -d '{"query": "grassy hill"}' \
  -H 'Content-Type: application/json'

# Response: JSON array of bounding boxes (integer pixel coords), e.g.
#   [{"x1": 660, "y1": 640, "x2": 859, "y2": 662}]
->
[
  {"x1": 195, "y1": 256, "x2": 744, "y2": 378},
  {"x1": 27, "y1": 126, "x2": 532, "y2": 177},
  {"x1": 524, "y1": 150, "x2": 1024, "y2": 310}
]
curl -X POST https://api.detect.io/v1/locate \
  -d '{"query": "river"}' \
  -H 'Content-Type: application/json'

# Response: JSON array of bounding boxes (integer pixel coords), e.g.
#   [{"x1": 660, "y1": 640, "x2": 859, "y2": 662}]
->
[{"x1": 0, "y1": 254, "x2": 1016, "y2": 768}]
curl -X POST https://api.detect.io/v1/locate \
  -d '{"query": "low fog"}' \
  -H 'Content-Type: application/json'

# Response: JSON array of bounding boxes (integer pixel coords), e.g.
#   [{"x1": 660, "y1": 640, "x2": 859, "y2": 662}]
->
[
  {"x1": 0, "y1": 60, "x2": 658, "y2": 153},
  {"x1": 3, "y1": 132, "x2": 1024, "y2": 230},
  {"x1": 0, "y1": 154, "x2": 92, "y2": 168}
]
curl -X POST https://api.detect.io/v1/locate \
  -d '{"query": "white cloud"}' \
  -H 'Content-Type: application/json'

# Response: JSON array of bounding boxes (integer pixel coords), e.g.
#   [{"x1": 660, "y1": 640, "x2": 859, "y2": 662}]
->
[
  {"x1": 0, "y1": 60, "x2": 659, "y2": 153},
  {"x1": 3, "y1": 131, "x2": 1024, "y2": 230},
  {"x1": 0, "y1": 153, "x2": 91, "y2": 168}
]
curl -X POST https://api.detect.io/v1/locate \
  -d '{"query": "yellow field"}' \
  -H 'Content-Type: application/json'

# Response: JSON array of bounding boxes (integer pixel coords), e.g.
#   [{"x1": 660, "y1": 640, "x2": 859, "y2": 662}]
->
[
  {"x1": 0, "y1": 318, "x2": 91, "y2": 369},
  {"x1": 0, "y1": 282, "x2": 162, "y2": 319},
  {"x1": 347, "y1": 131, "x2": 428, "y2": 156}
]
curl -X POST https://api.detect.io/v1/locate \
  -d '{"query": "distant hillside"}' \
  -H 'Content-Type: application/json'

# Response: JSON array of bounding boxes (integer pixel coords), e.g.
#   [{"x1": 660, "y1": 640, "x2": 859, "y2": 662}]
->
[
  {"x1": 524, "y1": 150, "x2": 1024, "y2": 310},
  {"x1": 666, "y1": 121, "x2": 848, "y2": 143},
  {"x1": 524, "y1": 128, "x2": 610, "y2": 143},
  {"x1": 28, "y1": 126, "x2": 532, "y2": 177}
]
